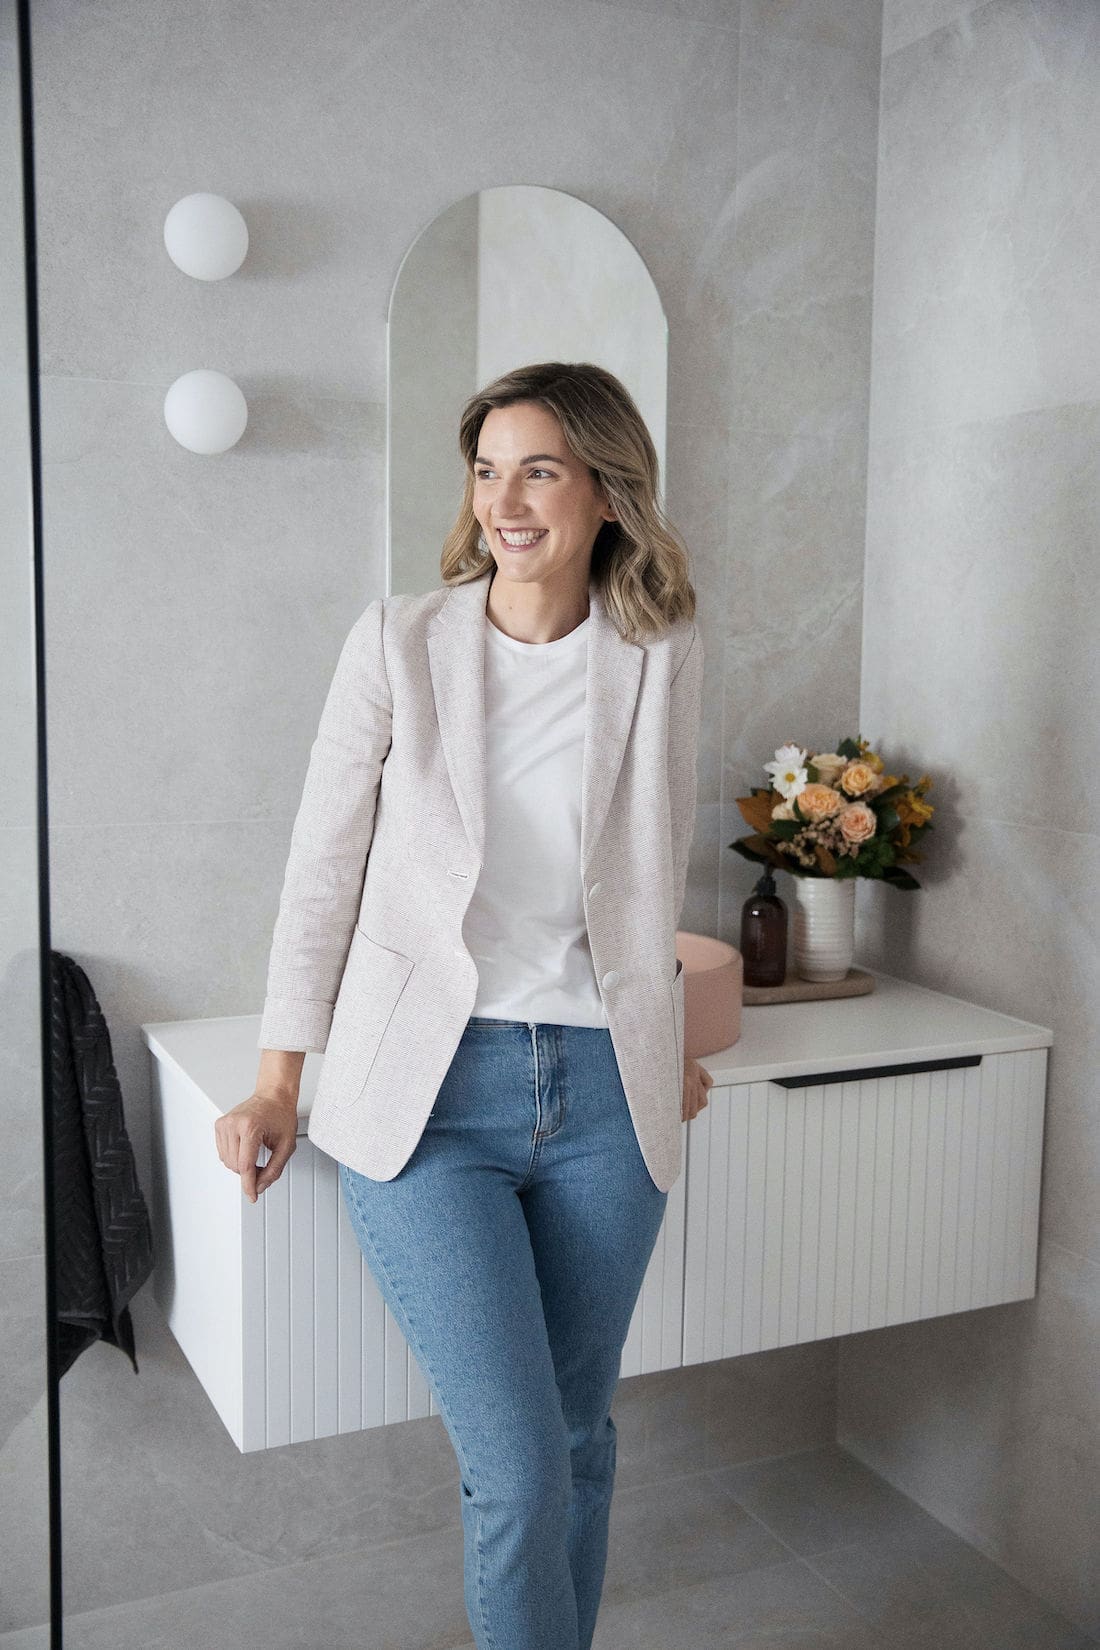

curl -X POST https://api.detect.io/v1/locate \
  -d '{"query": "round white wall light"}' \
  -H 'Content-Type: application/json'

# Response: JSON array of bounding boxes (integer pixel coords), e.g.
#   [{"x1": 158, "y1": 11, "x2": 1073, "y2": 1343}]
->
[
  {"x1": 164, "y1": 369, "x2": 248, "y2": 454},
  {"x1": 164, "y1": 193, "x2": 249, "y2": 280}
]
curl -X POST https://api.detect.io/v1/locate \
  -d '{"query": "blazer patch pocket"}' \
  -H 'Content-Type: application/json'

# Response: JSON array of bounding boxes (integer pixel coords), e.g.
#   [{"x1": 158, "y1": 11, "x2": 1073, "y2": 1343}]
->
[
  {"x1": 671, "y1": 958, "x2": 686, "y2": 1092},
  {"x1": 324, "y1": 926, "x2": 414, "y2": 1107}
]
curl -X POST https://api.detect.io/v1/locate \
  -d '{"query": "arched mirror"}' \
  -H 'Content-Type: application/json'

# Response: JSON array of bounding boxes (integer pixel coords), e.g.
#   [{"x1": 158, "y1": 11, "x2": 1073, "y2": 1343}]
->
[{"x1": 386, "y1": 184, "x2": 667, "y2": 597}]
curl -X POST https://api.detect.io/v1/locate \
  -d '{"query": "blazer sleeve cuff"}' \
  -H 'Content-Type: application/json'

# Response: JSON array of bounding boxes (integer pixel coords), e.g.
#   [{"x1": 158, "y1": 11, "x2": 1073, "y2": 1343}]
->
[{"x1": 257, "y1": 997, "x2": 334, "y2": 1054}]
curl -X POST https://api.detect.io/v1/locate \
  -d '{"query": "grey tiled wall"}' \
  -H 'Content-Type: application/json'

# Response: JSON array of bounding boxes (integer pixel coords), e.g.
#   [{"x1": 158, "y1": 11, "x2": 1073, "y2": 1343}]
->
[
  {"x1": 19, "y1": 0, "x2": 1097, "y2": 1640},
  {"x1": 7, "y1": 0, "x2": 880, "y2": 1634},
  {"x1": 844, "y1": 0, "x2": 1100, "y2": 1636}
]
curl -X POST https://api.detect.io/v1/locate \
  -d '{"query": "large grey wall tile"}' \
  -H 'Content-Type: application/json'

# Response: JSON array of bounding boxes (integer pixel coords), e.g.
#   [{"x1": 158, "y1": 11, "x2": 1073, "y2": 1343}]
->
[
  {"x1": 717, "y1": 1, "x2": 877, "y2": 945},
  {"x1": 730, "y1": 14, "x2": 878, "y2": 436},
  {"x1": 46, "y1": 816, "x2": 309, "y2": 1213},
  {"x1": 588, "y1": 0, "x2": 739, "y2": 25},
  {"x1": 855, "y1": 813, "x2": 1059, "y2": 1029},
  {"x1": 883, "y1": 0, "x2": 997, "y2": 56},
  {"x1": 41, "y1": 376, "x2": 385, "y2": 829},
  {"x1": 862, "y1": 407, "x2": 1100, "y2": 824},
  {"x1": 1034, "y1": 827, "x2": 1100, "y2": 1266},
  {"x1": 875, "y1": 0, "x2": 1100, "y2": 434},
  {"x1": 0, "y1": 836, "x2": 44, "y2": 1266}
]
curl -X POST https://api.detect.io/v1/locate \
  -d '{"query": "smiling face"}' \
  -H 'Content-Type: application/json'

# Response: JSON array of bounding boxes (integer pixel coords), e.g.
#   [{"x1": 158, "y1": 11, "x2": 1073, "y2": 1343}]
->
[{"x1": 471, "y1": 401, "x2": 616, "y2": 590}]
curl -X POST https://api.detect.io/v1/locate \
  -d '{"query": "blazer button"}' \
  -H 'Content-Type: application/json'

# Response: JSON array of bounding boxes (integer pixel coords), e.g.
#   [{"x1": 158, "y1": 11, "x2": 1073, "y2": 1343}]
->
[
  {"x1": 588, "y1": 880, "x2": 602, "y2": 899},
  {"x1": 601, "y1": 969, "x2": 621, "y2": 989}
]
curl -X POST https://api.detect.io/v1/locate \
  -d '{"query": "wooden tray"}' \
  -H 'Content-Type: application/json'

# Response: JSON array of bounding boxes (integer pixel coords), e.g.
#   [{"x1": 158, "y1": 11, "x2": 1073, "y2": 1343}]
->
[{"x1": 741, "y1": 966, "x2": 876, "y2": 1005}]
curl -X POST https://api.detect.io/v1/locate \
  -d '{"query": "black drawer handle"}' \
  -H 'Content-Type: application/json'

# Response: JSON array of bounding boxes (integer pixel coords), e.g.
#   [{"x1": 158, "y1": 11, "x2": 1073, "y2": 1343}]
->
[{"x1": 771, "y1": 1054, "x2": 983, "y2": 1090}]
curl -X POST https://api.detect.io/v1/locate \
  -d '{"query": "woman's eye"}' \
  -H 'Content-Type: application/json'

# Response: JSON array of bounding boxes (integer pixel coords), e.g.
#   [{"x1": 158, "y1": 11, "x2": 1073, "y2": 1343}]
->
[{"x1": 474, "y1": 469, "x2": 554, "y2": 479}]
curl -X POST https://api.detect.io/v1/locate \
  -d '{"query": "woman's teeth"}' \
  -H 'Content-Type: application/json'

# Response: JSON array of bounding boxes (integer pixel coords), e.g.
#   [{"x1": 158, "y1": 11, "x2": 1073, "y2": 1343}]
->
[{"x1": 498, "y1": 528, "x2": 548, "y2": 548}]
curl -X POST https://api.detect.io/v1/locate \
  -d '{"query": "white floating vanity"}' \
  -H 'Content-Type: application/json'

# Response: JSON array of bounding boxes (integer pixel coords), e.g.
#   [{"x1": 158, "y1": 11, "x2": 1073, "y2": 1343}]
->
[{"x1": 142, "y1": 969, "x2": 1051, "y2": 1453}]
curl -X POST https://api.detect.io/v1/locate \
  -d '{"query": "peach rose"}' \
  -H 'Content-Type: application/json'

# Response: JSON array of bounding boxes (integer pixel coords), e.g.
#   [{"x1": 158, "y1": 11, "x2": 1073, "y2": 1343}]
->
[
  {"x1": 838, "y1": 802, "x2": 876, "y2": 843},
  {"x1": 840, "y1": 761, "x2": 878, "y2": 798},
  {"x1": 794, "y1": 783, "x2": 845, "y2": 822},
  {"x1": 809, "y1": 751, "x2": 847, "y2": 786}
]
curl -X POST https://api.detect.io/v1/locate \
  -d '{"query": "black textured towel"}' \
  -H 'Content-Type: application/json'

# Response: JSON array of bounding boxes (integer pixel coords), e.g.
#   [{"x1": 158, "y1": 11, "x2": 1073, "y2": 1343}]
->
[{"x1": 49, "y1": 951, "x2": 154, "y2": 1377}]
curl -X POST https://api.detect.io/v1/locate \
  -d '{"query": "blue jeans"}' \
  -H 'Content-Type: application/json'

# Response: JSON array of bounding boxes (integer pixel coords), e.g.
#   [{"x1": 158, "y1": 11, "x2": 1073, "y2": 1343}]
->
[{"x1": 338, "y1": 1016, "x2": 669, "y2": 1650}]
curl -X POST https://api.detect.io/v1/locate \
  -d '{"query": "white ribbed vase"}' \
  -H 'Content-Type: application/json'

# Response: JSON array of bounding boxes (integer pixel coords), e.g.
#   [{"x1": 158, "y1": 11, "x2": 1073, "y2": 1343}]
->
[{"x1": 791, "y1": 876, "x2": 856, "y2": 983}]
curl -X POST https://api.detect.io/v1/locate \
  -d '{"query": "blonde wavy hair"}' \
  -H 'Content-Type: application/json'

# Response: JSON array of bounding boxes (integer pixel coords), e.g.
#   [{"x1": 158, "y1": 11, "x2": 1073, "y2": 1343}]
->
[{"x1": 440, "y1": 361, "x2": 696, "y2": 642}]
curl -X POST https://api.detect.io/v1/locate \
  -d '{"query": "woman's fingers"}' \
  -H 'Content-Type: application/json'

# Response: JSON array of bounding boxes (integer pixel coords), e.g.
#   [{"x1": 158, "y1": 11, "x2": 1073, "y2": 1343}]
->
[
  {"x1": 681, "y1": 1063, "x2": 711, "y2": 1121},
  {"x1": 237, "y1": 1121, "x2": 297, "y2": 1202},
  {"x1": 255, "y1": 1135, "x2": 297, "y2": 1199},
  {"x1": 239, "y1": 1139, "x2": 260, "y2": 1203},
  {"x1": 215, "y1": 1097, "x2": 300, "y2": 1202}
]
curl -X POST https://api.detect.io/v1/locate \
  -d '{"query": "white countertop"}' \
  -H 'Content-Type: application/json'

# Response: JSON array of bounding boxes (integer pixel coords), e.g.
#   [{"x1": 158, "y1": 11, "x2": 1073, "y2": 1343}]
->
[
  {"x1": 142, "y1": 1013, "x2": 325, "y2": 1134},
  {"x1": 699, "y1": 968, "x2": 1050, "y2": 1086},
  {"x1": 141, "y1": 967, "x2": 1052, "y2": 1132}
]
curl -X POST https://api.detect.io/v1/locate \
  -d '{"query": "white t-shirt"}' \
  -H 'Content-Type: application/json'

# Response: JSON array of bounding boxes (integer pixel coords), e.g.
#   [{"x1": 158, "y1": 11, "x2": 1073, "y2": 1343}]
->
[{"x1": 461, "y1": 609, "x2": 608, "y2": 1027}]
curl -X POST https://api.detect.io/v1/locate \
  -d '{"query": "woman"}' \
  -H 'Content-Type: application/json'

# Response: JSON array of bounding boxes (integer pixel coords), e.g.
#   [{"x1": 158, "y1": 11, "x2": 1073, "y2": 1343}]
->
[{"x1": 215, "y1": 361, "x2": 714, "y2": 1650}]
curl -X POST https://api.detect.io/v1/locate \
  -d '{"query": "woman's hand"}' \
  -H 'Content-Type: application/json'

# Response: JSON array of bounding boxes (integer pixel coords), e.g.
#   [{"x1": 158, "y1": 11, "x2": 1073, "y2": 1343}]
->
[
  {"x1": 682, "y1": 1053, "x2": 714, "y2": 1122},
  {"x1": 214, "y1": 1091, "x2": 300, "y2": 1203}
]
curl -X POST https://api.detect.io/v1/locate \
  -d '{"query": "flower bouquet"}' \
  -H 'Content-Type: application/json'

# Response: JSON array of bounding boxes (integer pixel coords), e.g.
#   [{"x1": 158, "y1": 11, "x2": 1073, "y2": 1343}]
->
[
  {"x1": 731, "y1": 736, "x2": 934, "y2": 887},
  {"x1": 731, "y1": 737, "x2": 935, "y2": 982}
]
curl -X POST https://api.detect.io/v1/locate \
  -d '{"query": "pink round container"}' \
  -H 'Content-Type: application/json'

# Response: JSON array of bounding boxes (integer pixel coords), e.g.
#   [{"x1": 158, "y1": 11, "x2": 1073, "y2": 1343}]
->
[{"x1": 675, "y1": 931, "x2": 743, "y2": 1059}]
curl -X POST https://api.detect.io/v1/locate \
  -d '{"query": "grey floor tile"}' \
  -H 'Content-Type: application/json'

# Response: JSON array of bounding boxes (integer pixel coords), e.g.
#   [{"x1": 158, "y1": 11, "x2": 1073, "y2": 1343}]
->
[
  {"x1": 603, "y1": 1465, "x2": 792, "y2": 1605},
  {"x1": 591, "y1": 1554, "x2": 896, "y2": 1648},
  {"x1": 19, "y1": 1524, "x2": 472, "y2": 1650},
  {"x1": 611, "y1": 1351, "x2": 837, "y2": 1491},
  {"x1": 806, "y1": 1520, "x2": 1097, "y2": 1650},
  {"x1": 713, "y1": 1440, "x2": 953, "y2": 1556}
]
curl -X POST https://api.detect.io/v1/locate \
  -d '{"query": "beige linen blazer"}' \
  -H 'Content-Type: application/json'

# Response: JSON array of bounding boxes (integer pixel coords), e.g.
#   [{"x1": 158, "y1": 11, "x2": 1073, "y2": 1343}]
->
[{"x1": 258, "y1": 565, "x2": 704, "y2": 1193}]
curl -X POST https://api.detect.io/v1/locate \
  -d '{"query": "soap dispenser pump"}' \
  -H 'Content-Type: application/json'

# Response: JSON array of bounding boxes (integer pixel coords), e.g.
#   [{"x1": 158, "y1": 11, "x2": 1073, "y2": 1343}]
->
[{"x1": 740, "y1": 865, "x2": 788, "y2": 987}]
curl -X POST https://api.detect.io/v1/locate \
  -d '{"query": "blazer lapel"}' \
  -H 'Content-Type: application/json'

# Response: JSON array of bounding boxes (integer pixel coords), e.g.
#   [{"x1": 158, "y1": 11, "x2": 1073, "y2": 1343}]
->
[{"x1": 426, "y1": 567, "x2": 644, "y2": 875}]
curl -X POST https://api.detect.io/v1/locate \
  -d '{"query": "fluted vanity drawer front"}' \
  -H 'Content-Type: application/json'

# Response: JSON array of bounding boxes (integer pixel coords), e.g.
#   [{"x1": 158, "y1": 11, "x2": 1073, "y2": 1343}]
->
[
  {"x1": 681, "y1": 1047, "x2": 1048, "y2": 1364},
  {"x1": 241, "y1": 1145, "x2": 439, "y2": 1450},
  {"x1": 620, "y1": 1137, "x2": 688, "y2": 1379}
]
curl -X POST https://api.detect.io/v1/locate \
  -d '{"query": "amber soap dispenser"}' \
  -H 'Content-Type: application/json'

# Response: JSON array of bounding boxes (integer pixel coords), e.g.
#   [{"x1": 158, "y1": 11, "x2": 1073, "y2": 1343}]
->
[{"x1": 740, "y1": 866, "x2": 788, "y2": 987}]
